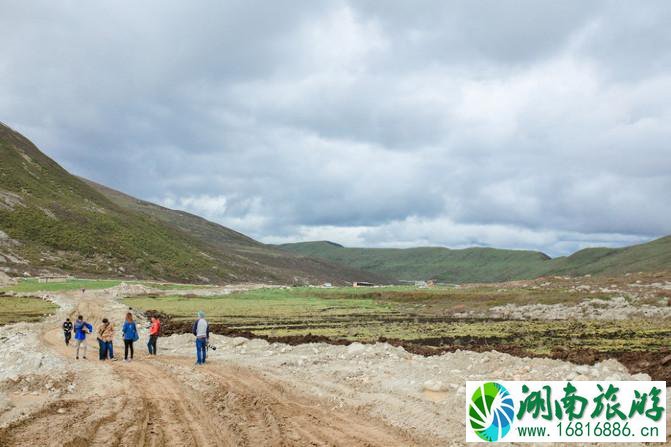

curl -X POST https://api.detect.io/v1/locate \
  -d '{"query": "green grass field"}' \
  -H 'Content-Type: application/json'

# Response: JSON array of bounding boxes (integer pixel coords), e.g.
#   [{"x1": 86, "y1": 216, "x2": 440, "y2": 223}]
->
[
  {"x1": 122, "y1": 285, "x2": 602, "y2": 324},
  {"x1": 0, "y1": 278, "x2": 215, "y2": 293},
  {"x1": 1, "y1": 278, "x2": 123, "y2": 293},
  {"x1": 122, "y1": 286, "x2": 670, "y2": 355},
  {"x1": 0, "y1": 296, "x2": 58, "y2": 325},
  {"x1": 125, "y1": 287, "x2": 395, "y2": 323}
]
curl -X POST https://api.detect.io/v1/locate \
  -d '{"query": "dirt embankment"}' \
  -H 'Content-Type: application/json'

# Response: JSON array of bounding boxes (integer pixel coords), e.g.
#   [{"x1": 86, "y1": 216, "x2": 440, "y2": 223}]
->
[
  {"x1": 0, "y1": 290, "x2": 428, "y2": 447},
  {"x1": 151, "y1": 311, "x2": 671, "y2": 383}
]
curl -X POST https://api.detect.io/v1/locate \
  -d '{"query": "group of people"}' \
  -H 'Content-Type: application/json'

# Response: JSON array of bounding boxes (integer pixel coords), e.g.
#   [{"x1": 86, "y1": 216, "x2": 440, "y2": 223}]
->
[
  {"x1": 62, "y1": 314, "x2": 162, "y2": 361},
  {"x1": 61, "y1": 311, "x2": 210, "y2": 364}
]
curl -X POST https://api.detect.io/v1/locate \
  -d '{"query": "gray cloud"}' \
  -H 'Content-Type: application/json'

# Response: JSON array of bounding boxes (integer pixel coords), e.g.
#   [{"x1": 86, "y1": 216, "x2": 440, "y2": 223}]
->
[{"x1": 1, "y1": 0, "x2": 670, "y2": 256}]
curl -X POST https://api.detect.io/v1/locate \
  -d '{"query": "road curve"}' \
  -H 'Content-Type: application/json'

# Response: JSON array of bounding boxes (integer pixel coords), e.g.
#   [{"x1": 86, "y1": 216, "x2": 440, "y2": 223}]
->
[{"x1": 0, "y1": 289, "x2": 425, "y2": 447}]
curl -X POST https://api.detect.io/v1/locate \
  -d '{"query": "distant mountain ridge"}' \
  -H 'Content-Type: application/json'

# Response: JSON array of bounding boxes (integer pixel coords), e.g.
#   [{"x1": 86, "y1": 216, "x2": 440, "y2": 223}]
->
[
  {"x1": 0, "y1": 122, "x2": 385, "y2": 284},
  {"x1": 278, "y1": 236, "x2": 671, "y2": 283},
  {"x1": 3, "y1": 121, "x2": 668, "y2": 285}
]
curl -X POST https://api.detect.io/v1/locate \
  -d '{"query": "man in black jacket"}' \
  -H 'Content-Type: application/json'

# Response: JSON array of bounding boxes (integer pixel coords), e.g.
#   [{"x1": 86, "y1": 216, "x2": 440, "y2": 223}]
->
[{"x1": 62, "y1": 318, "x2": 73, "y2": 346}]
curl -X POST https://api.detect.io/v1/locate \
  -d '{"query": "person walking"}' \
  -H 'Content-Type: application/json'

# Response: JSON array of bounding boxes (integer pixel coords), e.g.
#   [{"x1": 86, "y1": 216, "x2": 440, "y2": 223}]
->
[
  {"x1": 147, "y1": 316, "x2": 160, "y2": 355},
  {"x1": 62, "y1": 318, "x2": 73, "y2": 346},
  {"x1": 192, "y1": 311, "x2": 209, "y2": 365},
  {"x1": 73, "y1": 315, "x2": 92, "y2": 360},
  {"x1": 97, "y1": 318, "x2": 115, "y2": 360},
  {"x1": 122, "y1": 312, "x2": 139, "y2": 361}
]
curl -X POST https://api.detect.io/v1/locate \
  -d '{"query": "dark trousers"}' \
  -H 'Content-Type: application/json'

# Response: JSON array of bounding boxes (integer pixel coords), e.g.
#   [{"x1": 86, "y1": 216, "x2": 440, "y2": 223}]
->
[
  {"x1": 98, "y1": 339, "x2": 113, "y2": 360},
  {"x1": 98, "y1": 338, "x2": 105, "y2": 360},
  {"x1": 124, "y1": 339, "x2": 134, "y2": 360},
  {"x1": 147, "y1": 335, "x2": 158, "y2": 355},
  {"x1": 64, "y1": 331, "x2": 72, "y2": 345}
]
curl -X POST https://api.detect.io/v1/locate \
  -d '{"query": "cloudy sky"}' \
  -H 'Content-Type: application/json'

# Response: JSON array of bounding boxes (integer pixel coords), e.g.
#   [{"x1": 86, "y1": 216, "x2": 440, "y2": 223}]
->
[{"x1": 2, "y1": 1, "x2": 670, "y2": 256}]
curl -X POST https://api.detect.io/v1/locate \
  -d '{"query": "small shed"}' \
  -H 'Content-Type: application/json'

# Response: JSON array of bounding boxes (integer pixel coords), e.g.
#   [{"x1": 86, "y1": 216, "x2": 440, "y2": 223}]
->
[{"x1": 38, "y1": 275, "x2": 70, "y2": 284}]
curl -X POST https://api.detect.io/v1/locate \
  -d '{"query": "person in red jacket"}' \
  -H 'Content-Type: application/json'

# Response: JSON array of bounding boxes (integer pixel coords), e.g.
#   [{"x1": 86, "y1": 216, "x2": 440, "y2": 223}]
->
[{"x1": 147, "y1": 316, "x2": 160, "y2": 355}]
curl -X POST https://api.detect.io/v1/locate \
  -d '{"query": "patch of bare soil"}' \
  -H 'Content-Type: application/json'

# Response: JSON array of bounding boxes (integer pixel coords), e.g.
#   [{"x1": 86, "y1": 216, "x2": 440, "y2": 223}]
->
[{"x1": 0, "y1": 290, "x2": 424, "y2": 447}]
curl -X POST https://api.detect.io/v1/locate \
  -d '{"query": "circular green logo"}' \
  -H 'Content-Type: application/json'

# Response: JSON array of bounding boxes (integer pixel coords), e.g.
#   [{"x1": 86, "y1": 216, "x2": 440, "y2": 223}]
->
[{"x1": 469, "y1": 382, "x2": 515, "y2": 442}]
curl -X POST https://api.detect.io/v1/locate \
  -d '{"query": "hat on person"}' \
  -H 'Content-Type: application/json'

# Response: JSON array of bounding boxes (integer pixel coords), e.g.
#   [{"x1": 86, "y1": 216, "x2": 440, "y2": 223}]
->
[{"x1": 197, "y1": 311, "x2": 205, "y2": 318}]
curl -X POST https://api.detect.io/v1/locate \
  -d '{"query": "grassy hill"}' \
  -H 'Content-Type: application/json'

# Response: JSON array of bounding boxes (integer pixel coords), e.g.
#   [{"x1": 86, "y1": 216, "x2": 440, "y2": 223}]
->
[
  {"x1": 278, "y1": 236, "x2": 671, "y2": 283},
  {"x1": 546, "y1": 236, "x2": 671, "y2": 277},
  {"x1": 0, "y1": 122, "x2": 384, "y2": 284}
]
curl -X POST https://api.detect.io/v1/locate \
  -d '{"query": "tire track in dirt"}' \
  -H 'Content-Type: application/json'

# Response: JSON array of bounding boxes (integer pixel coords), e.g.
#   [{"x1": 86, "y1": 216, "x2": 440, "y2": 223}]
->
[
  {"x1": 1, "y1": 289, "x2": 425, "y2": 447},
  {"x1": 118, "y1": 361, "x2": 228, "y2": 447},
  {"x1": 156, "y1": 357, "x2": 422, "y2": 446}
]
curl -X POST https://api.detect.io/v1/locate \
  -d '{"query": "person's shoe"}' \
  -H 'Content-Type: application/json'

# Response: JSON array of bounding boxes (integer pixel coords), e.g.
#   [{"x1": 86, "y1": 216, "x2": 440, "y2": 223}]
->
[
  {"x1": 75, "y1": 356, "x2": 79, "y2": 360},
  {"x1": 83, "y1": 356, "x2": 87, "y2": 359}
]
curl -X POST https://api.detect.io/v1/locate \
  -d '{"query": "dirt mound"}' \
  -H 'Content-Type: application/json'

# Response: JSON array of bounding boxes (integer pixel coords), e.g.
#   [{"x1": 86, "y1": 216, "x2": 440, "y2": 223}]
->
[
  {"x1": 156, "y1": 331, "x2": 656, "y2": 444},
  {"x1": 108, "y1": 282, "x2": 153, "y2": 297},
  {"x1": 485, "y1": 296, "x2": 671, "y2": 320},
  {"x1": 156, "y1": 315, "x2": 671, "y2": 382},
  {"x1": 0, "y1": 271, "x2": 16, "y2": 286}
]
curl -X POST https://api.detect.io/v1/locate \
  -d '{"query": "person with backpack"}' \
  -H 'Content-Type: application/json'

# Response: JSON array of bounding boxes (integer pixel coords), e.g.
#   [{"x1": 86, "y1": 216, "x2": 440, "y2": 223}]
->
[
  {"x1": 97, "y1": 318, "x2": 115, "y2": 360},
  {"x1": 73, "y1": 315, "x2": 93, "y2": 360},
  {"x1": 122, "y1": 312, "x2": 139, "y2": 361},
  {"x1": 147, "y1": 316, "x2": 160, "y2": 355},
  {"x1": 192, "y1": 311, "x2": 209, "y2": 365},
  {"x1": 62, "y1": 318, "x2": 73, "y2": 346}
]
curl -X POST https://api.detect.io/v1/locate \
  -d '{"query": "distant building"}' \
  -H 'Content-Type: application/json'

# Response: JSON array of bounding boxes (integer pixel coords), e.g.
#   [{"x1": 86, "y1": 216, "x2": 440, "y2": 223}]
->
[
  {"x1": 37, "y1": 274, "x2": 71, "y2": 284},
  {"x1": 322, "y1": 282, "x2": 333, "y2": 288},
  {"x1": 353, "y1": 281, "x2": 374, "y2": 287}
]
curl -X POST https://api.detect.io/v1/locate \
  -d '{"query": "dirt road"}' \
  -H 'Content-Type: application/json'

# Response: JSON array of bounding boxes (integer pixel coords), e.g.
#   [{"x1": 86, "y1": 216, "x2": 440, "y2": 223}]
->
[{"x1": 0, "y1": 290, "x2": 425, "y2": 447}]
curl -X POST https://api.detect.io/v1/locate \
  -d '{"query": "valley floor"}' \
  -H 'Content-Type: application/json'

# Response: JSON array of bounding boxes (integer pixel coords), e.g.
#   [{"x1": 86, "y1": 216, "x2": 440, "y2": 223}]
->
[{"x1": 0, "y1": 284, "x2": 669, "y2": 446}]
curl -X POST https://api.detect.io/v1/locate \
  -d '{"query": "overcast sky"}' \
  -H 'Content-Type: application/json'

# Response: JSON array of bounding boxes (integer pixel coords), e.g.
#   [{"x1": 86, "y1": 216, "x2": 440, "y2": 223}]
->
[{"x1": 2, "y1": 1, "x2": 670, "y2": 256}]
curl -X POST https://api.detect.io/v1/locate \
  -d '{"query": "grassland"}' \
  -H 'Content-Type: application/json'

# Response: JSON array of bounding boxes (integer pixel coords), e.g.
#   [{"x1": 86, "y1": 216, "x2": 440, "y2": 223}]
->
[
  {"x1": 1, "y1": 279, "x2": 123, "y2": 293},
  {"x1": 0, "y1": 123, "x2": 381, "y2": 285},
  {"x1": 123, "y1": 285, "x2": 669, "y2": 356},
  {"x1": 0, "y1": 278, "x2": 215, "y2": 293},
  {"x1": 0, "y1": 296, "x2": 58, "y2": 325},
  {"x1": 278, "y1": 236, "x2": 671, "y2": 283}
]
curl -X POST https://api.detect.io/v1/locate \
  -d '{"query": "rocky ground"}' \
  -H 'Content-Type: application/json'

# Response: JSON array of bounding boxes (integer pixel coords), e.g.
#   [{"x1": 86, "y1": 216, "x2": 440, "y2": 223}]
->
[
  {"x1": 0, "y1": 283, "x2": 669, "y2": 446},
  {"x1": 455, "y1": 272, "x2": 671, "y2": 321},
  {"x1": 472, "y1": 295, "x2": 671, "y2": 320}
]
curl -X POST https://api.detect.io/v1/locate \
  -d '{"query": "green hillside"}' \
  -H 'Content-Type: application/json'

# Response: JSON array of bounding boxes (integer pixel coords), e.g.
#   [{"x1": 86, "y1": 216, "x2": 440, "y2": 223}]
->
[
  {"x1": 547, "y1": 236, "x2": 671, "y2": 276},
  {"x1": 0, "y1": 122, "x2": 383, "y2": 284},
  {"x1": 278, "y1": 236, "x2": 671, "y2": 283},
  {"x1": 83, "y1": 179, "x2": 389, "y2": 285}
]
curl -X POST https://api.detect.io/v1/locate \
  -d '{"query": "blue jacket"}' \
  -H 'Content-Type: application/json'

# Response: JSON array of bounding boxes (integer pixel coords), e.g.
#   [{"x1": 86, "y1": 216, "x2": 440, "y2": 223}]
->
[
  {"x1": 122, "y1": 321, "x2": 139, "y2": 341},
  {"x1": 74, "y1": 321, "x2": 93, "y2": 340}
]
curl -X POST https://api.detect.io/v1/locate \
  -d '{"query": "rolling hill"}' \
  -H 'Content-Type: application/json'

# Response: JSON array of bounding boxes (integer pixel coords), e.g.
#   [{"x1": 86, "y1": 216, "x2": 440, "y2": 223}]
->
[
  {"x1": 0, "y1": 122, "x2": 385, "y2": 284},
  {"x1": 278, "y1": 236, "x2": 671, "y2": 283},
  {"x1": 3, "y1": 120, "x2": 667, "y2": 286}
]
